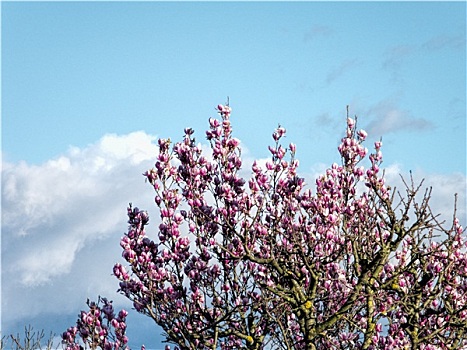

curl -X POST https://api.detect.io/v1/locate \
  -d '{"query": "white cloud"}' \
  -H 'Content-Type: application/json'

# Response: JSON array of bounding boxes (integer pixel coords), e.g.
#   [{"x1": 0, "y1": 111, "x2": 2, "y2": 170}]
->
[
  {"x1": 382, "y1": 44, "x2": 415, "y2": 71},
  {"x1": 325, "y1": 58, "x2": 361, "y2": 85},
  {"x1": 381, "y1": 164, "x2": 466, "y2": 225},
  {"x1": 2, "y1": 131, "x2": 159, "y2": 325},
  {"x1": 422, "y1": 33, "x2": 466, "y2": 52},
  {"x1": 364, "y1": 97, "x2": 433, "y2": 135},
  {"x1": 382, "y1": 32, "x2": 465, "y2": 82}
]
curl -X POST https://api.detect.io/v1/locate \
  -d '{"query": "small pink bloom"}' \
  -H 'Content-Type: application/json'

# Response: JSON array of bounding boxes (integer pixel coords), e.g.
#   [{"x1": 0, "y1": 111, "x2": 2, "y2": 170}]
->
[
  {"x1": 289, "y1": 143, "x2": 296, "y2": 153},
  {"x1": 228, "y1": 138, "x2": 240, "y2": 148},
  {"x1": 357, "y1": 129, "x2": 367, "y2": 140},
  {"x1": 111, "y1": 319, "x2": 119, "y2": 328}
]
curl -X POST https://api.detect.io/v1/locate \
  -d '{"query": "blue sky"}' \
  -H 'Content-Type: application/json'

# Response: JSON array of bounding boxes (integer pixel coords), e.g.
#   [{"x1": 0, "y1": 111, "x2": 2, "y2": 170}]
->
[{"x1": 2, "y1": 2, "x2": 466, "y2": 349}]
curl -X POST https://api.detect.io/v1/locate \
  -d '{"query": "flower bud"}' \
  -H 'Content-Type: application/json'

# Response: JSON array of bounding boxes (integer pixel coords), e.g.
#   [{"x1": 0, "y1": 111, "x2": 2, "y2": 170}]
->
[
  {"x1": 357, "y1": 129, "x2": 367, "y2": 140},
  {"x1": 289, "y1": 143, "x2": 296, "y2": 153}
]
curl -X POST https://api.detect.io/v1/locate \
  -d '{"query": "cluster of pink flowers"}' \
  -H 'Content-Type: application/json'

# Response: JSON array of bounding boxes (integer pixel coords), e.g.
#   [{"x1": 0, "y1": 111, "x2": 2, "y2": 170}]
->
[
  {"x1": 65, "y1": 103, "x2": 466, "y2": 349},
  {"x1": 62, "y1": 297, "x2": 130, "y2": 350}
]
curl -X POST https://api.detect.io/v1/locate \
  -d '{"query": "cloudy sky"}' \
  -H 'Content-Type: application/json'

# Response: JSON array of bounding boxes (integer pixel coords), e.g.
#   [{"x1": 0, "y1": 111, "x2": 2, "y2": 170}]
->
[{"x1": 2, "y1": 2, "x2": 466, "y2": 349}]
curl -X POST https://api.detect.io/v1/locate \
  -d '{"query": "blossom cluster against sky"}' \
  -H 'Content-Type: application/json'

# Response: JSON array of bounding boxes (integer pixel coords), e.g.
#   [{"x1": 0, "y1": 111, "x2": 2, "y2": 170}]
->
[{"x1": 2, "y1": 2, "x2": 465, "y2": 349}]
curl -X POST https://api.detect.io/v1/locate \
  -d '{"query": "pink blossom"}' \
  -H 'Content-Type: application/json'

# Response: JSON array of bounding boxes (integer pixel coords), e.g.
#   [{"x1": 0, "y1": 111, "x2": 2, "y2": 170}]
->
[{"x1": 357, "y1": 129, "x2": 368, "y2": 140}]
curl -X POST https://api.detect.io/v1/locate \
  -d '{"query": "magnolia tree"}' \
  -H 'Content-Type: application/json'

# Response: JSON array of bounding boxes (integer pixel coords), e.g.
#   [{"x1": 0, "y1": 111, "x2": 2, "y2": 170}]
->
[{"x1": 64, "y1": 104, "x2": 466, "y2": 350}]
